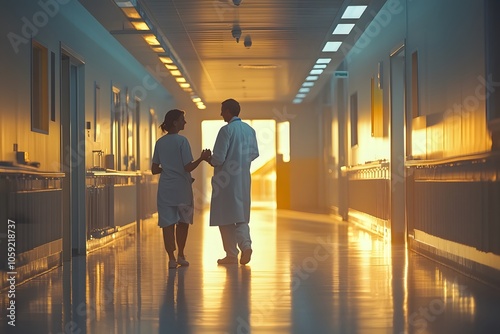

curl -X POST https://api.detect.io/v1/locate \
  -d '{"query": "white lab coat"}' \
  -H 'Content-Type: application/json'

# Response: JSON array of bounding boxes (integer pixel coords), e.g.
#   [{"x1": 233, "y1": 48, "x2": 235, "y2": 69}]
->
[{"x1": 209, "y1": 117, "x2": 259, "y2": 226}]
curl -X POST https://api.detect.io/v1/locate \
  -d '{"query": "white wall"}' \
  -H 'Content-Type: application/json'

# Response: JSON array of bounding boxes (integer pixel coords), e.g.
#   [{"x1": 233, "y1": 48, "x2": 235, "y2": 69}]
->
[
  {"x1": 340, "y1": 0, "x2": 407, "y2": 166},
  {"x1": 407, "y1": 0, "x2": 489, "y2": 158}
]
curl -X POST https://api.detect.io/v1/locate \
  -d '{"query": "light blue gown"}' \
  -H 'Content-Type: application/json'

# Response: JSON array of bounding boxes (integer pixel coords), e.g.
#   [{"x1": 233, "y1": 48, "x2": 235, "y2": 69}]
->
[{"x1": 152, "y1": 134, "x2": 194, "y2": 227}]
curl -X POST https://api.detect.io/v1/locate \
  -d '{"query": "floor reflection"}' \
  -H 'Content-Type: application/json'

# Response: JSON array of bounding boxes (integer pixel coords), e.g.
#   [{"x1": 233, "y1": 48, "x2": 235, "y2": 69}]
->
[
  {"x1": 159, "y1": 269, "x2": 191, "y2": 334},
  {"x1": 1, "y1": 208, "x2": 500, "y2": 334},
  {"x1": 220, "y1": 266, "x2": 251, "y2": 334}
]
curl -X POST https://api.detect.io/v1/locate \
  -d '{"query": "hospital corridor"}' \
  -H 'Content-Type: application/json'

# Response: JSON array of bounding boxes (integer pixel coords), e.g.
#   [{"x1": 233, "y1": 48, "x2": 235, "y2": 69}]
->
[{"x1": 2, "y1": 0, "x2": 500, "y2": 333}]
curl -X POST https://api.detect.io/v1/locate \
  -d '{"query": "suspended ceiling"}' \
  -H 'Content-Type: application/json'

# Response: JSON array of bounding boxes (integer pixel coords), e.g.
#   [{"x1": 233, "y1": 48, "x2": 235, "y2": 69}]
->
[{"x1": 80, "y1": 0, "x2": 384, "y2": 105}]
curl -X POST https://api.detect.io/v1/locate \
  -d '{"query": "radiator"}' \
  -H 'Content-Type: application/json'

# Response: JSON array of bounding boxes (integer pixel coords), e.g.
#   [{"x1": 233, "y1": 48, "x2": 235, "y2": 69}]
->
[
  {"x1": 0, "y1": 173, "x2": 63, "y2": 287},
  {"x1": 408, "y1": 156, "x2": 500, "y2": 255},
  {"x1": 86, "y1": 181, "x2": 113, "y2": 239},
  {"x1": 346, "y1": 163, "x2": 390, "y2": 220}
]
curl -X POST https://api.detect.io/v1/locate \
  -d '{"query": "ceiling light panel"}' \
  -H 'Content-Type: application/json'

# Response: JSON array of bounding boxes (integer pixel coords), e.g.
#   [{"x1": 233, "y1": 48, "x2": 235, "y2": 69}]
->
[
  {"x1": 322, "y1": 41, "x2": 342, "y2": 52},
  {"x1": 317, "y1": 58, "x2": 332, "y2": 64},
  {"x1": 310, "y1": 69, "x2": 323, "y2": 75},
  {"x1": 341, "y1": 5, "x2": 367, "y2": 19},
  {"x1": 332, "y1": 23, "x2": 355, "y2": 35}
]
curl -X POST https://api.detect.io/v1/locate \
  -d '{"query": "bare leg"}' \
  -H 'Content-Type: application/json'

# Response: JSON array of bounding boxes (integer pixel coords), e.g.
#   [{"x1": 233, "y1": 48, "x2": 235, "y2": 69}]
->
[
  {"x1": 162, "y1": 225, "x2": 176, "y2": 262},
  {"x1": 176, "y1": 222, "x2": 189, "y2": 258}
]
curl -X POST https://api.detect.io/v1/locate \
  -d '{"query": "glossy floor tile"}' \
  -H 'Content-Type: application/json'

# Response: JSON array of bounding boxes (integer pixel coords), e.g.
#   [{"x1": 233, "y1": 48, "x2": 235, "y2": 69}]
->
[{"x1": 2, "y1": 208, "x2": 500, "y2": 333}]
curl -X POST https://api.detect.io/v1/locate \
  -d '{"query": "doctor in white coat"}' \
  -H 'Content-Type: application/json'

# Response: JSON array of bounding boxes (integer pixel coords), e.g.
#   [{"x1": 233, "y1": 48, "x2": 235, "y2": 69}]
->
[{"x1": 208, "y1": 98, "x2": 259, "y2": 265}]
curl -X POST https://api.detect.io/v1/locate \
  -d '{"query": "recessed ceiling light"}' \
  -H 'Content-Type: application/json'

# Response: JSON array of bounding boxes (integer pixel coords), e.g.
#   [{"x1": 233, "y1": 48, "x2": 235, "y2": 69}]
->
[
  {"x1": 164, "y1": 63, "x2": 178, "y2": 70},
  {"x1": 131, "y1": 21, "x2": 149, "y2": 31},
  {"x1": 310, "y1": 69, "x2": 323, "y2": 75},
  {"x1": 306, "y1": 75, "x2": 319, "y2": 81},
  {"x1": 322, "y1": 41, "x2": 342, "y2": 52},
  {"x1": 299, "y1": 88, "x2": 310, "y2": 93},
  {"x1": 332, "y1": 23, "x2": 355, "y2": 35},
  {"x1": 302, "y1": 82, "x2": 314, "y2": 87},
  {"x1": 151, "y1": 46, "x2": 165, "y2": 53},
  {"x1": 159, "y1": 56, "x2": 173, "y2": 64},
  {"x1": 317, "y1": 58, "x2": 331, "y2": 64},
  {"x1": 296, "y1": 93, "x2": 306, "y2": 98},
  {"x1": 293, "y1": 98, "x2": 303, "y2": 104},
  {"x1": 313, "y1": 64, "x2": 327, "y2": 69},
  {"x1": 341, "y1": 5, "x2": 367, "y2": 19},
  {"x1": 239, "y1": 64, "x2": 278, "y2": 69},
  {"x1": 115, "y1": 1, "x2": 134, "y2": 7},
  {"x1": 143, "y1": 34, "x2": 160, "y2": 46}
]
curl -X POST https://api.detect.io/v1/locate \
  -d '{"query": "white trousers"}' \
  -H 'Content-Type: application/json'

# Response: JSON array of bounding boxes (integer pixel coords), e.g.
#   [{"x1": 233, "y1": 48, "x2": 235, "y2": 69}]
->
[{"x1": 218, "y1": 223, "x2": 252, "y2": 258}]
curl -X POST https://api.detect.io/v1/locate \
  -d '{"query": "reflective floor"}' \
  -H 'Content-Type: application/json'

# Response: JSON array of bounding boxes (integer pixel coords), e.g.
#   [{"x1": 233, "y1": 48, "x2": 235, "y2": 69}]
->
[{"x1": 2, "y1": 208, "x2": 500, "y2": 333}]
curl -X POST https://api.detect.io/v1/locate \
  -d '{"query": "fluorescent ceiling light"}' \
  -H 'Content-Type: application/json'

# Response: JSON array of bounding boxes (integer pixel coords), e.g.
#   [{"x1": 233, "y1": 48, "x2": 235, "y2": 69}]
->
[
  {"x1": 332, "y1": 23, "x2": 355, "y2": 35},
  {"x1": 341, "y1": 5, "x2": 367, "y2": 19},
  {"x1": 302, "y1": 82, "x2": 314, "y2": 87},
  {"x1": 151, "y1": 46, "x2": 165, "y2": 53},
  {"x1": 296, "y1": 93, "x2": 306, "y2": 98},
  {"x1": 131, "y1": 21, "x2": 149, "y2": 31},
  {"x1": 115, "y1": 1, "x2": 134, "y2": 8},
  {"x1": 159, "y1": 56, "x2": 173, "y2": 64},
  {"x1": 170, "y1": 70, "x2": 181, "y2": 76},
  {"x1": 239, "y1": 64, "x2": 278, "y2": 69},
  {"x1": 164, "y1": 63, "x2": 178, "y2": 70},
  {"x1": 192, "y1": 97, "x2": 201, "y2": 103},
  {"x1": 293, "y1": 98, "x2": 303, "y2": 104},
  {"x1": 180, "y1": 83, "x2": 191, "y2": 88},
  {"x1": 323, "y1": 41, "x2": 342, "y2": 52},
  {"x1": 299, "y1": 88, "x2": 310, "y2": 93},
  {"x1": 121, "y1": 7, "x2": 141, "y2": 19},
  {"x1": 175, "y1": 77, "x2": 186, "y2": 83},
  {"x1": 313, "y1": 64, "x2": 327, "y2": 69},
  {"x1": 143, "y1": 34, "x2": 160, "y2": 46},
  {"x1": 317, "y1": 58, "x2": 331, "y2": 64},
  {"x1": 310, "y1": 69, "x2": 323, "y2": 75},
  {"x1": 306, "y1": 75, "x2": 319, "y2": 81}
]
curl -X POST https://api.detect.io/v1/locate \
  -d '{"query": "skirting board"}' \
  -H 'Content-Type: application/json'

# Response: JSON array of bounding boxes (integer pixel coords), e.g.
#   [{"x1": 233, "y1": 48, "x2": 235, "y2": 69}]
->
[{"x1": 410, "y1": 229, "x2": 500, "y2": 289}]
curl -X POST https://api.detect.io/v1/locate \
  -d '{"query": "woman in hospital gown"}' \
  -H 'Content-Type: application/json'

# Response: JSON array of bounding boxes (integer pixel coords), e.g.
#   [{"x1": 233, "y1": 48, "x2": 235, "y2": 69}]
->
[{"x1": 152, "y1": 109, "x2": 210, "y2": 269}]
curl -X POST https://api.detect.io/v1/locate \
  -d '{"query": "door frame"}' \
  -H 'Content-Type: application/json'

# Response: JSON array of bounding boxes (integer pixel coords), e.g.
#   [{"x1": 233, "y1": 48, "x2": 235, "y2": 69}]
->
[
  {"x1": 60, "y1": 43, "x2": 86, "y2": 259},
  {"x1": 389, "y1": 42, "x2": 407, "y2": 244}
]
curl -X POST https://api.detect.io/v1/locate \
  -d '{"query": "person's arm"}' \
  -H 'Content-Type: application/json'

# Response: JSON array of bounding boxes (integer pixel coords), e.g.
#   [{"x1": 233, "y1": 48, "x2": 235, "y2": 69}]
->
[
  {"x1": 151, "y1": 163, "x2": 162, "y2": 175},
  {"x1": 209, "y1": 127, "x2": 229, "y2": 167},
  {"x1": 184, "y1": 149, "x2": 211, "y2": 172}
]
